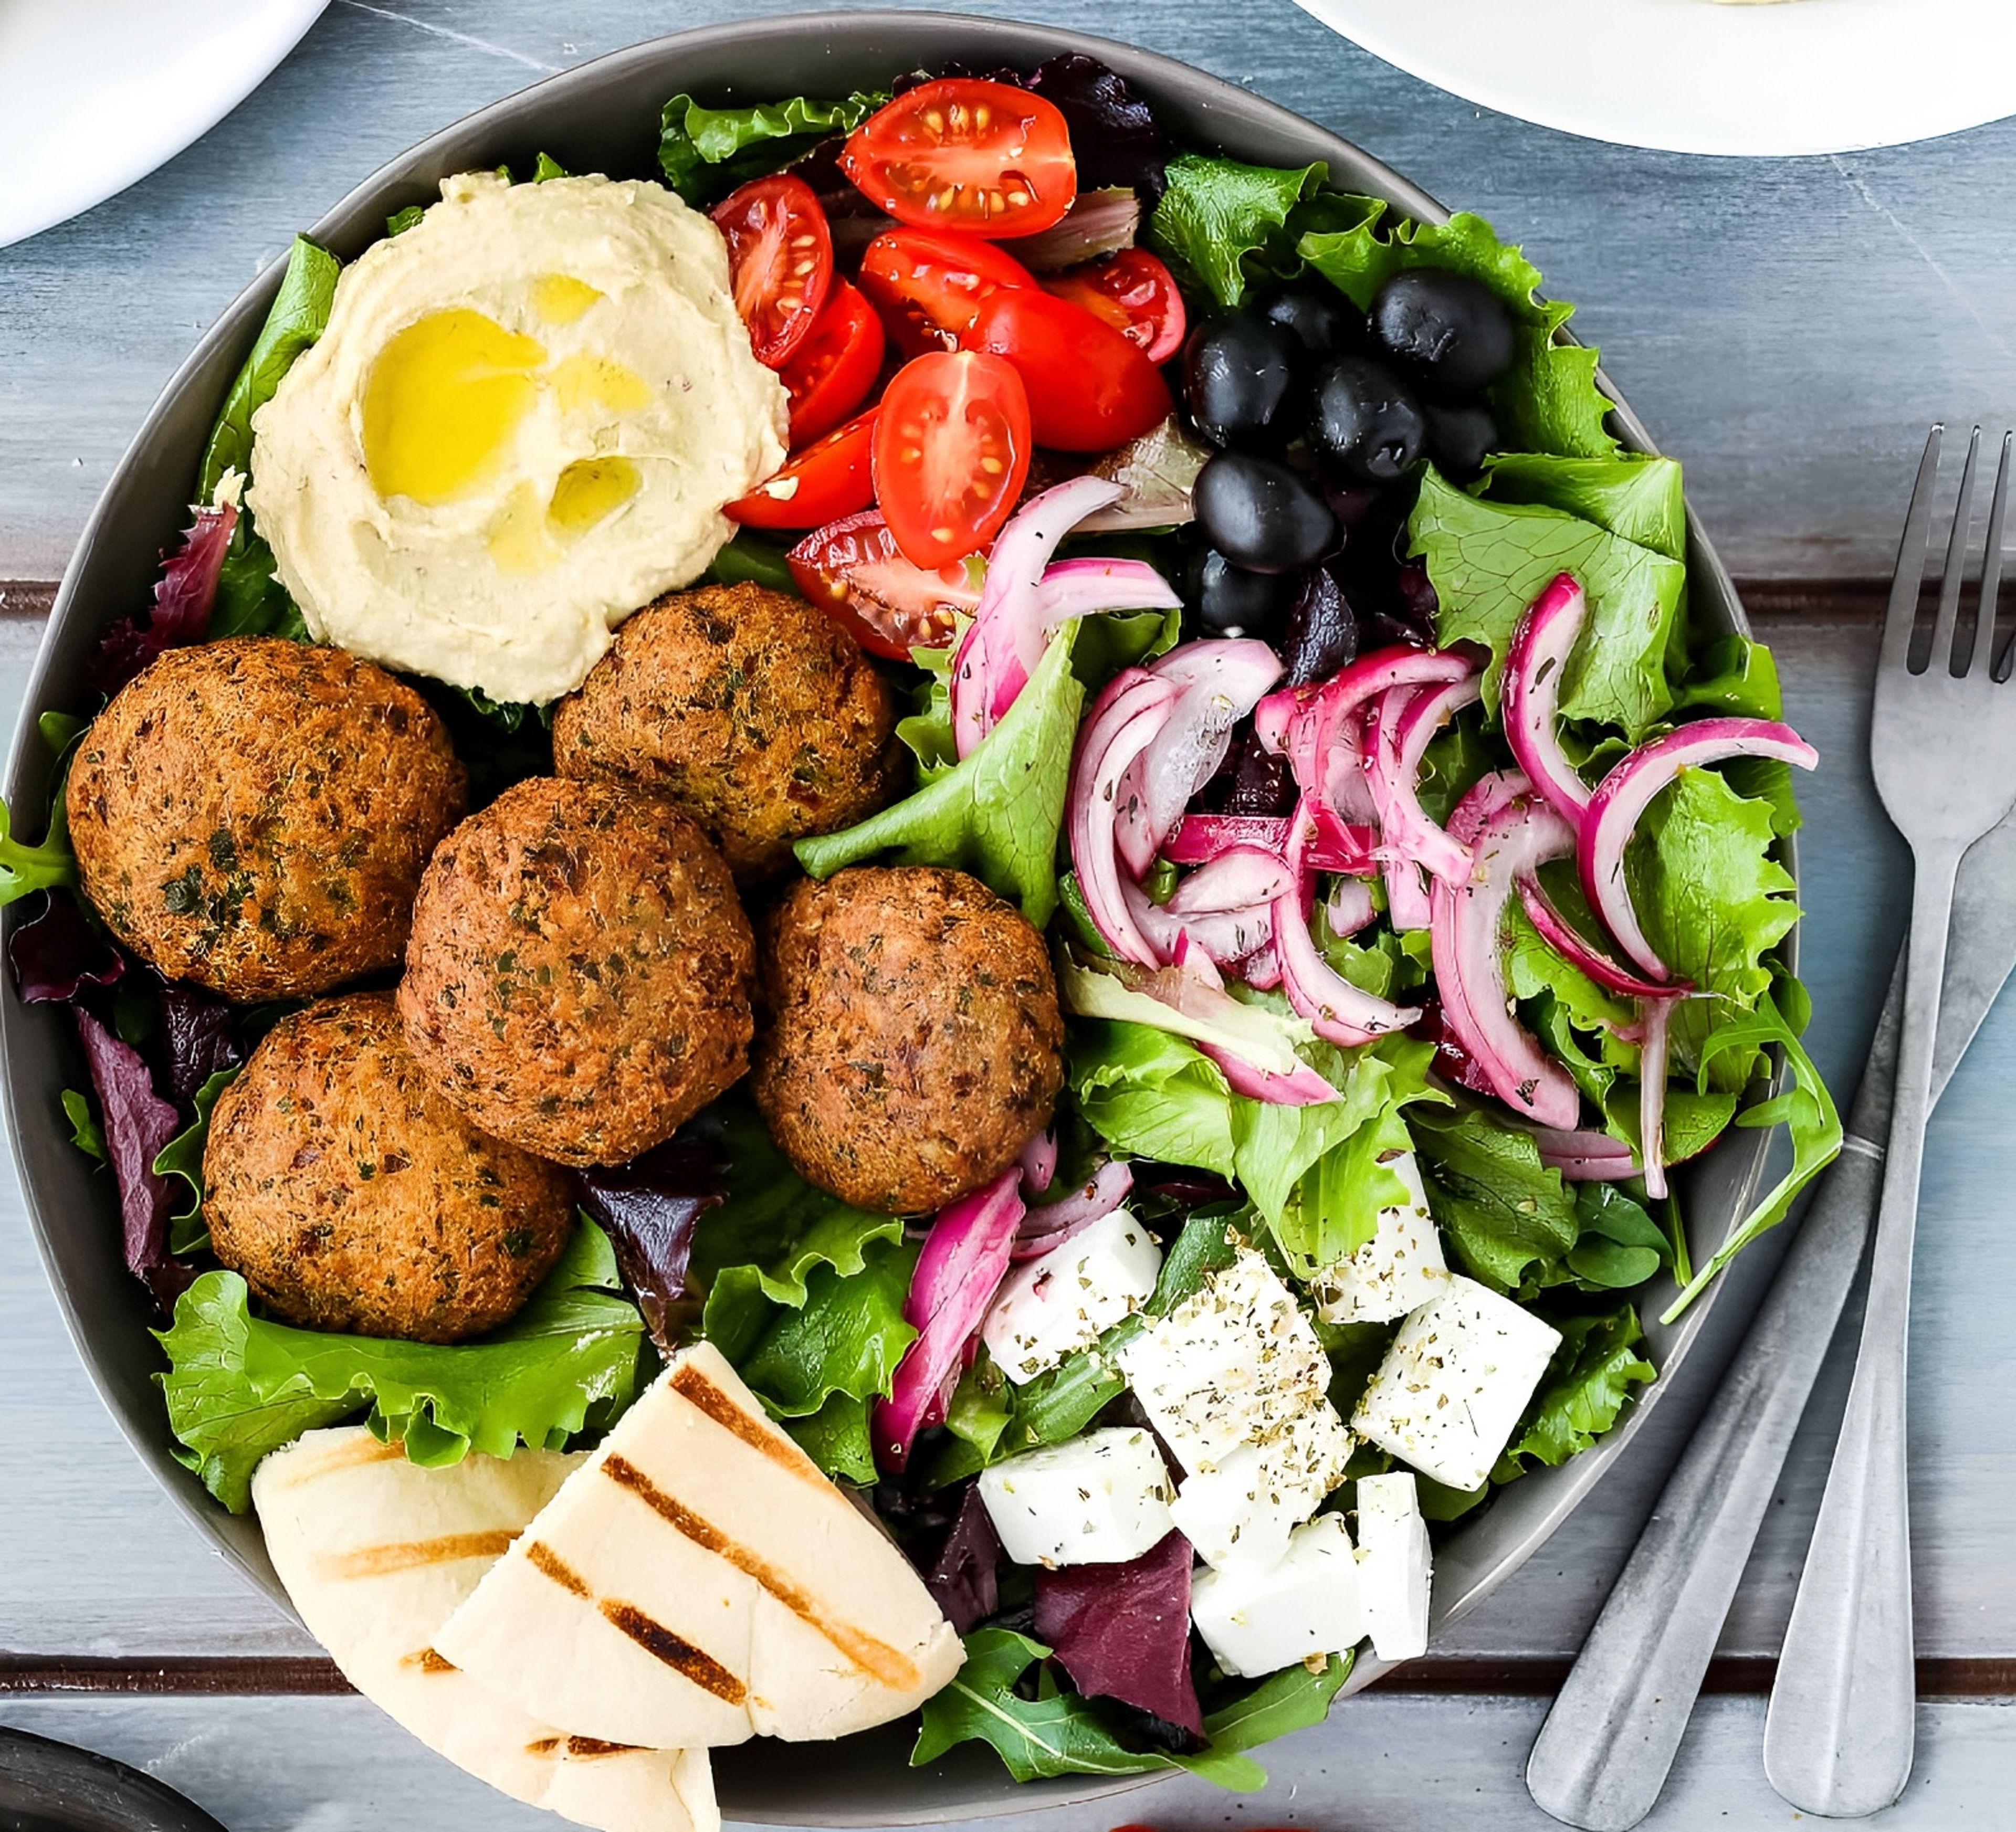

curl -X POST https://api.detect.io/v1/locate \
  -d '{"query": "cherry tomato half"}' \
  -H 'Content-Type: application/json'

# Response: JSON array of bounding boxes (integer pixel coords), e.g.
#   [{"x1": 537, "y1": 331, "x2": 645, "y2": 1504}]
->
[
  {"x1": 841, "y1": 78, "x2": 1076, "y2": 239},
  {"x1": 788, "y1": 509, "x2": 981, "y2": 661},
  {"x1": 963, "y1": 288, "x2": 1173, "y2": 452},
  {"x1": 858, "y1": 227, "x2": 1037, "y2": 359},
  {"x1": 727, "y1": 409, "x2": 877, "y2": 530},
  {"x1": 780, "y1": 280, "x2": 885, "y2": 444},
  {"x1": 873, "y1": 350, "x2": 1033, "y2": 567},
  {"x1": 711, "y1": 173, "x2": 833, "y2": 368},
  {"x1": 1041, "y1": 247, "x2": 1188, "y2": 365}
]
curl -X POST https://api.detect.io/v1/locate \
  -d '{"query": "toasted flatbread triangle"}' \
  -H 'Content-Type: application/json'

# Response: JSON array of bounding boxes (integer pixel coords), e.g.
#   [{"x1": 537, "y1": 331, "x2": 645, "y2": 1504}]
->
[
  {"x1": 253, "y1": 1427, "x2": 717, "y2": 1832},
  {"x1": 435, "y1": 1342, "x2": 963, "y2": 1747}
]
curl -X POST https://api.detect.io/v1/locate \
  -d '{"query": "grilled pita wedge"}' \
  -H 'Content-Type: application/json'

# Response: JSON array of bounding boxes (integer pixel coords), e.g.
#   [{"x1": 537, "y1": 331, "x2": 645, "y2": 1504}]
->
[
  {"x1": 434, "y1": 1343, "x2": 963, "y2": 1749},
  {"x1": 254, "y1": 1427, "x2": 717, "y2": 1832}
]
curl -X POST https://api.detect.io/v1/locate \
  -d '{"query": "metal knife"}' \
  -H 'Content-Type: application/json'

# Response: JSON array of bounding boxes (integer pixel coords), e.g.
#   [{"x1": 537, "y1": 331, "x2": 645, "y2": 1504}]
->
[{"x1": 1524, "y1": 812, "x2": 2016, "y2": 1832}]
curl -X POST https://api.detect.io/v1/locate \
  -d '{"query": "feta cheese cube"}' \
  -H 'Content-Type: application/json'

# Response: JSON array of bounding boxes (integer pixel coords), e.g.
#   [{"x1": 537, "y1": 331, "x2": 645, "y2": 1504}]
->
[
  {"x1": 1354, "y1": 1471, "x2": 1432, "y2": 1661},
  {"x1": 1117, "y1": 1248, "x2": 1330, "y2": 1475},
  {"x1": 977, "y1": 1427, "x2": 1174, "y2": 1568},
  {"x1": 1350, "y1": 1277, "x2": 1562, "y2": 1492},
  {"x1": 1169, "y1": 1401, "x2": 1352, "y2": 1571},
  {"x1": 1191, "y1": 1513, "x2": 1368, "y2": 1678},
  {"x1": 1312, "y1": 1153, "x2": 1451, "y2": 1325},
  {"x1": 980, "y1": 1208, "x2": 1163, "y2": 1384}
]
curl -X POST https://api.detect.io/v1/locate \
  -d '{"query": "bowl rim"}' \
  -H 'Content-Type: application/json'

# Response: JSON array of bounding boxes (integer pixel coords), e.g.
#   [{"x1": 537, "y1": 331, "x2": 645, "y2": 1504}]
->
[{"x1": 3, "y1": 11, "x2": 1784, "y2": 1822}]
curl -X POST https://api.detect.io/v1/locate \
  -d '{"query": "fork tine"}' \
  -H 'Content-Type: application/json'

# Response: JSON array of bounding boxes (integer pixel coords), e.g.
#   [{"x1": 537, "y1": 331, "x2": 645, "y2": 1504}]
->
[
  {"x1": 1934, "y1": 425, "x2": 1983, "y2": 673},
  {"x1": 1883, "y1": 424, "x2": 1944, "y2": 673},
  {"x1": 1977, "y1": 430, "x2": 2012, "y2": 679}
]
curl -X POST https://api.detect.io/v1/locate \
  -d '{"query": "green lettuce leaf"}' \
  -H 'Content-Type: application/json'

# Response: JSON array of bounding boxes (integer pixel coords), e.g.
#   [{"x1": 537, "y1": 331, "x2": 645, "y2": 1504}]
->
[
  {"x1": 1145, "y1": 154, "x2": 1336, "y2": 308},
  {"x1": 913, "y1": 1628, "x2": 1348, "y2": 1791},
  {"x1": 1494, "y1": 1302, "x2": 1656, "y2": 1480},
  {"x1": 737, "y1": 1238, "x2": 918, "y2": 1421},
  {"x1": 1070, "y1": 1018, "x2": 1239, "y2": 1177},
  {"x1": 1565, "y1": 1183, "x2": 1671, "y2": 1290},
  {"x1": 1671, "y1": 633, "x2": 1785, "y2": 721},
  {"x1": 156, "y1": 1066, "x2": 238, "y2": 1253},
  {"x1": 784, "y1": 1391, "x2": 877, "y2": 1486},
  {"x1": 1298, "y1": 207, "x2": 1615, "y2": 459},
  {"x1": 1662, "y1": 982, "x2": 1841, "y2": 1323},
  {"x1": 795, "y1": 619, "x2": 1085, "y2": 925},
  {"x1": 659, "y1": 90, "x2": 887, "y2": 204},
  {"x1": 1478, "y1": 452, "x2": 1686, "y2": 560},
  {"x1": 156, "y1": 1220, "x2": 645, "y2": 1512},
  {"x1": 1410, "y1": 467, "x2": 1687, "y2": 737}
]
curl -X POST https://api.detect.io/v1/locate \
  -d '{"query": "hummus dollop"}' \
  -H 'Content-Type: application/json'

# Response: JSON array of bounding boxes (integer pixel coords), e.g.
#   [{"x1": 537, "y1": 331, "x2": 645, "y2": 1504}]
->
[{"x1": 248, "y1": 171, "x2": 788, "y2": 704}]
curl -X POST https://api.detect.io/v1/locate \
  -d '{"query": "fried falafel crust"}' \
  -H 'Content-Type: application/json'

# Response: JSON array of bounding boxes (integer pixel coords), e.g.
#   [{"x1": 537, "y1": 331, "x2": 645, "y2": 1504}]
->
[
  {"x1": 550, "y1": 581, "x2": 902, "y2": 882},
  {"x1": 66, "y1": 637, "x2": 467, "y2": 1001},
  {"x1": 399, "y1": 776, "x2": 755, "y2": 1167},
  {"x1": 752, "y1": 866, "x2": 1064, "y2": 1214},
  {"x1": 204, "y1": 992, "x2": 573, "y2": 1342}
]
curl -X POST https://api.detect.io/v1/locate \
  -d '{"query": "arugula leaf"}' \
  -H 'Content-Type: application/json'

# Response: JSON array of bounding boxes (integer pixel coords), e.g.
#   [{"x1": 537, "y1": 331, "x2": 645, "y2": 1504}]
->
[
  {"x1": 1662, "y1": 983, "x2": 1841, "y2": 1323},
  {"x1": 659, "y1": 90, "x2": 886, "y2": 204},
  {"x1": 1410, "y1": 467, "x2": 1687, "y2": 736},
  {"x1": 913, "y1": 1628, "x2": 1347, "y2": 1791},
  {"x1": 0, "y1": 788, "x2": 76, "y2": 907},
  {"x1": 1479, "y1": 452, "x2": 1686, "y2": 560},
  {"x1": 1494, "y1": 1302, "x2": 1656, "y2": 1480},
  {"x1": 385, "y1": 204, "x2": 424, "y2": 237},
  {"x1": 704, "y1": 528, "x2": 799, "y2": 595},
  {"x1": 1298, "y1": 208, "x2": 1615, "y2": 459},
  {"x1": 1566, "y1": 1183, "x2": 1670, "y2": 1289},
  {"x1": 1146, "y1": 154, "x2": 1334, "y2": 307},
  {"x1": 796, "y1": 619, "x2": 1085, "y2": 925},
  {"x1": 1409, "y1": 1107, "x2": 1581, "y2": 1297},
  {"x1": 156, "y1": 1221, "x2": 645, "y2": 1512},
  {"x1": 61, "y1": 1088, "x2": 105, "y2": 1161}
]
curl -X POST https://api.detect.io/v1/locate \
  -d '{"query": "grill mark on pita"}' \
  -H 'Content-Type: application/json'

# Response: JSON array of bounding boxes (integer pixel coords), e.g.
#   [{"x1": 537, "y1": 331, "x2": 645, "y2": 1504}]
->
[
  {"x1": 602, "y1": 1453, "x2": 922, "y2": 1692},
  {"x1": 274, "y1": 1431, "x2": 407, "y2": 1487},
  {"x1": 602, "y1": 1600, "x2": 747, "y2": 1702},
  {"x1": 402, "y1": 1647, "x2": 458, "y2": 1675},
  {"x1": 526, "y1": 1735, "x2": 642, "y2": 1759},
  {"x1": 319, "y1": 1530, "x2": 517, "y2": 1580},
  {"x1": 670, "y1": 1364, "x2": 826, "y2": 1488},
  {"x1": 527, "y1": 1540, "x2": 590, "y2": 1597}
]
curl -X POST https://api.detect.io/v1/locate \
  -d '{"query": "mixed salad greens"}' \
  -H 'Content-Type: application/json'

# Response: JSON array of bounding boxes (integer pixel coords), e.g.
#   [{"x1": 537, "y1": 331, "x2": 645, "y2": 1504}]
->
[{"x1": 9, "y1": 49, "x2": 1839, "y2": 1793}]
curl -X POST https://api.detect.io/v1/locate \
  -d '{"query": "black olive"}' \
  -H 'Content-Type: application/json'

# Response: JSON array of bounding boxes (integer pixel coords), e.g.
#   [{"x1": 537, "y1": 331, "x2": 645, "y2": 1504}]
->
[
  {"x1": 1211, "y1": 728, "x2": 1297, "y2": 817},
  {"x1": 1262, "y1": 283, "x2": 1364, "y2": 357},
  {"x1": 1369, "y1": 268, "x2": 1516, "y2": 401},
  {"x1": 1282, "y1": 562, "x2": 1360, "y2": 687},
  {"x1": 1183, "y1": 312, "x2": 1304, "y2": 449},
  {"x1": 1309, "y1": 356, "x2": 1428, "y2": 485},
  {"x1": 1193, "y1": 454, "x2": 1339, "y2": 574},
  {"x1": 1188, "y1": 550, "x2": 1298, "y2": 638},
  {"x1": 1426, "y1": 402, "x2": 1498, "y2": 476}
]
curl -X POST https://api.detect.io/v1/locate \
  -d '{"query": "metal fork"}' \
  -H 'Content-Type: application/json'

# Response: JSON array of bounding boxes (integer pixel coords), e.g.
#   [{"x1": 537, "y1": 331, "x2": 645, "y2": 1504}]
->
[{"x1": 1762, "y1": 424, "x2": 2016, "y2": 1817}]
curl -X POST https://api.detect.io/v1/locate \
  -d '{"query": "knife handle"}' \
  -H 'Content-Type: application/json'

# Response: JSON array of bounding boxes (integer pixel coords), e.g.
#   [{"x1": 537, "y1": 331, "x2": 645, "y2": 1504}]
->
[{"x1": 1523, "y1": 983, "x2": 1899, "y2": 1832}]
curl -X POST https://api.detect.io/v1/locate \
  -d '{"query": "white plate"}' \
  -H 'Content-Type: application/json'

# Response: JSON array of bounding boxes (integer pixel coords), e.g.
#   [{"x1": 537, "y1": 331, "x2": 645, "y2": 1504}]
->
[
  {"x1": 1291, "y1": 0, "x2": 2016, "y2": 156},
  {"x1": 0, "y1": 0, "x2": 329, "y2": 250}
]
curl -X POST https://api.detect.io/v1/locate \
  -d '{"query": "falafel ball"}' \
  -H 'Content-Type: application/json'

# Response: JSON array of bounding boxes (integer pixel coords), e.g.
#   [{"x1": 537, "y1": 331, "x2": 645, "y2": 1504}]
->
[
  {"x1": 66, "y1": 637, "x2": 467, "y2": 1001},
  {"x1": 752, "y1": 866, "x2": 1064, "y2": 1213},
  {"x1": 549, "y1": 582, "x2": 902, "y2": 882},
  {"x1": 398, "y1": 776, "x2": 755, "y2": 1166},
  {"x1": 204, "y1": 992, "x2": 574, "y2": 1342}
]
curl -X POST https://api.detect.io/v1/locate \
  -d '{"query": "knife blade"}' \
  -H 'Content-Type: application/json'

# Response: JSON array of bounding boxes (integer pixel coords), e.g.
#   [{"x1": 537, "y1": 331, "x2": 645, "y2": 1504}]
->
[{"x1": 1524, "y1": 811, "x2": 2016, "y2": 1832}]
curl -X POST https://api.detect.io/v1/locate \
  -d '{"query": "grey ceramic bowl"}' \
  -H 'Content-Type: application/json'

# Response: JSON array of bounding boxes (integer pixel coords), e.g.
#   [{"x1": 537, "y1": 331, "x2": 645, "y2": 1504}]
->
[{"x1": 3, "y1": 12, "x2": 1782, "y2": 1824}]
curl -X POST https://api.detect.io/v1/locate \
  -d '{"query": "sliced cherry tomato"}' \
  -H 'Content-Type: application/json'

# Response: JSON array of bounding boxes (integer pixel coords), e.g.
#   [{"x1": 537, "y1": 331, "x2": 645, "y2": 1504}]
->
[
  {"x1": 858, "y1": 228, "x2": 1037, "y2": 359},
  {"x1": 788, "y1": 509, "x2": 982, "y2": 660},
  {"x1": 841, "y1": 78, "x2": 1076, "y2": 239},
  {"x1": 1041, "y1": 248, "x2": 1188, "y2": 365},
  {"x1": 873, "y1": 350, "x2": 1032, "y2": 567},
  {"x1": 963, "y1": 289, "x2": 1172, "y2": 452},
  {"x1": 711, "y1": 173, "x2": 833, "y2": 368},
  {"x1": 727, "y1": 409, "x2": 877, "y2": 530},
  {"x1": 780, "y1": 281, "x2": 885, "y2": 444}
]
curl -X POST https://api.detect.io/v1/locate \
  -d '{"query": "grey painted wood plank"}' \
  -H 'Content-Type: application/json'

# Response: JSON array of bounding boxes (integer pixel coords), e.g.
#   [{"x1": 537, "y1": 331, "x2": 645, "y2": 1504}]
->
[
  {"x1": 3, "y1": 1691, "x2": 2012, "y2": 1830},
  {"x1": 2, "y1": 0, "x2": 2014, "y2": 581}
]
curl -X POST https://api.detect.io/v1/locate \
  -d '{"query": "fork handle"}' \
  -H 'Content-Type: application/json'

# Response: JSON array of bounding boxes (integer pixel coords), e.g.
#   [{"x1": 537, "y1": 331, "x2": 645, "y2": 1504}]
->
[{"x1": 1763, "y1": 840, "x2": 1959, "y2": 1817}]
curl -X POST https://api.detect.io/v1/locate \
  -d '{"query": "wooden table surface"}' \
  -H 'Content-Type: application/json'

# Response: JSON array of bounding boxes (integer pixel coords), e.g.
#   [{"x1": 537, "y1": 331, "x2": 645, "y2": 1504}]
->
[{"x1": 3, "y1": 3, "x2": 2014, "y2": 1827}]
